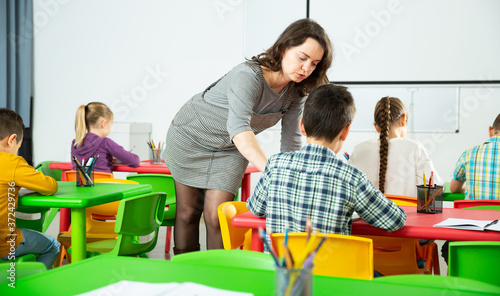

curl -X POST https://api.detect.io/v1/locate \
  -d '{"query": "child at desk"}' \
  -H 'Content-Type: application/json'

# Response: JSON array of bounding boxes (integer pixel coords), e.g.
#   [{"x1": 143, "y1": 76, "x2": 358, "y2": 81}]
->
[
  {"x1": 450, "y1": 113, "x2": 500, "y2": 199},
  {"x1": 0, "y1": 108, "x2": 60, "y2": 269},
  {"x1": 247, "y1": 84, "x2": 406, "y2": 236},
  {"x1": 441, "y1": 113, "x2": 500, "y2": 264},
  {"x1": 71, "y1": 102, "x2": 140, "y2": 173},
  {"x1": 348, "y1": 96, "x2": 443, "y2": 197}
]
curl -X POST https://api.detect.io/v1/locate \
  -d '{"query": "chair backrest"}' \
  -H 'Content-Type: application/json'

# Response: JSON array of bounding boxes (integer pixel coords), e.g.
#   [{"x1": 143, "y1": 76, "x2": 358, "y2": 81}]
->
[
  {"x1": 64, "y1": 170, "x2": 113, "y2": 182},
  {"x1": 110, "y1": 192, "x2": 166, "y2": 256},
  {"x1": 385, "y1": 194, "x2": 417, "y2": 206},
  {"x1": 126, "y1": 174, "x2": 176, "y2": 221},
  {"x1": 15, "y1": 205, "x2": 51, "y2": 232},
  {"x1": 462, "y1": 205, "x2": 500, "y2": 210},
  {"x1": 36, "y1": 160, "x2": 62, "y2": 181},
  {"x1": 454, "y1": 200, "x2": 500, "y2": 209},
  {"x1": 0, "y1": 262, "x2": 47, "y2": 284},
  {"x1": 217, "y1": 202, "x2": 252, "y2": 250},
  {"x1": 271, "y1": 232, "x2": 374, "y2": 279},
  {"x1": 84, "y1": 179, "x2": 139, "y2": 234},
  {"x1": 172, "y1": 249, "x2": 275, "y2": 271},
  {"x1": 360, "y1": 235, "x2": 430, "y2": 276},
  {"x1": 448, "y1": 241, "x2": 500, "y2": 287}
]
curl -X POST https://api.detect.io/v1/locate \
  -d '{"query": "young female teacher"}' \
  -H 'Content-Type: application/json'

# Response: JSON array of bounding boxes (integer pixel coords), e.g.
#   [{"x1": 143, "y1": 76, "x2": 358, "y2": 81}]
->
[{"x1": 164, "y1": 18, "x2": 333, "y2": 254}]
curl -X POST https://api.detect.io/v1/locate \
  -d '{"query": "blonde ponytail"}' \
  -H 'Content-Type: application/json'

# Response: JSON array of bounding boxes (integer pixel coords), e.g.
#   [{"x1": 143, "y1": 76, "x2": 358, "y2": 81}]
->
[
  {"x1": 73, "y1": 102, "x2": 113, "y2": 147},
  {"x1": 74, "y1": 105, "x2": 87, "y2": 147}
]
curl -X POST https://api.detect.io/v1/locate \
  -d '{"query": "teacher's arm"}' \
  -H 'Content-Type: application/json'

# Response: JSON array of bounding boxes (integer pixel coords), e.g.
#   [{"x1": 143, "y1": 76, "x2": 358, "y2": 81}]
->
[{"x1": 232, "y1": 131, "x2": 268, "y2": 172}]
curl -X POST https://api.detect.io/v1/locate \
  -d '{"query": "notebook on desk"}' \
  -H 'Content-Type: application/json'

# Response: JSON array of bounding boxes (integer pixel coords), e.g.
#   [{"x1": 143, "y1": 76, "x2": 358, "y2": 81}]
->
[
  {"x1": 433, "y1": 218, "x2": 500, "y2": 232},
  {"x1": 77, "y1": 281, "x2": 254, "y2": 296}
]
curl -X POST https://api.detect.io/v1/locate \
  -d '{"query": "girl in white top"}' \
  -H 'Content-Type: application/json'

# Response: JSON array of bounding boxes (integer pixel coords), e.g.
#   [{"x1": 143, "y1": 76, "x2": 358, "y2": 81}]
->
[{"x1": 348, "y1": 96, "x2": 443, "y2": 197}]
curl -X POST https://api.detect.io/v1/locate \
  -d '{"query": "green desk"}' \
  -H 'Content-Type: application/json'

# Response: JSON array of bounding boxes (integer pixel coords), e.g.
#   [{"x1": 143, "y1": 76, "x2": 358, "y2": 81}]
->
[
  {"x1": 18, "y1": 182, "x2": 152, "y2": 262},
  {"x1": 443, "y1": 181, "x2": 466, "y2": 201},
  {"x1": 2, "y1": 256, "x2": 499, "y2": 295}
]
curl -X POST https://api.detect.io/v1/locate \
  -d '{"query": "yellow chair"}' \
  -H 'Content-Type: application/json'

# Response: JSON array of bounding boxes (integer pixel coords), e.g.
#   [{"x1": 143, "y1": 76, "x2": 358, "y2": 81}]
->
[
  {"x1": 359, "y1": 235, "x2": 431, "y2": 276},
  {"x1": 217, "y1": 202, "x2": 252, "y2": 250},
  {"x1": 271, "y1": 233, "x2": 374, "y2": 279},
  {"x1": 64, "y1": 170, "x2": 113, "y2": 182},
  {"x1": 55, "y1": 179, "x2": 139, "y2": 266},
  {"x1": 385, "y1": 194, "x2": 418, "y2": 206},
  {"x1": 384, "y1": 194, "x2": 440, "y2": 275}
]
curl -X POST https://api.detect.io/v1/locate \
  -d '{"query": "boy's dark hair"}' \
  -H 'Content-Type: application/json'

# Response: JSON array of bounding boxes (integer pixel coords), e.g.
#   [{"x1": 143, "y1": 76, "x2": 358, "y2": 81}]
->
[
  {"x1": 492, "y1": 114, "x2": 500, "y2": 133},
  {"x1": 303, "y1": 84, "x2": 356, "y2": 142},
  {"x1": 0, "y1": 108, "x2": 25, "y2": 142}
]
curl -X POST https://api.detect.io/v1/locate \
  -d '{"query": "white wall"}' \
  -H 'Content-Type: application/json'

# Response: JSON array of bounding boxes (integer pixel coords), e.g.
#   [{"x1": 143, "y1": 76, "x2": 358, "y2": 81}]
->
[
  {"x1": 32, "y1": 0, "x2": 500, "y2": 195},
  {"x1": 32, "y1": 0, "x2": 244, "y2": 162}
]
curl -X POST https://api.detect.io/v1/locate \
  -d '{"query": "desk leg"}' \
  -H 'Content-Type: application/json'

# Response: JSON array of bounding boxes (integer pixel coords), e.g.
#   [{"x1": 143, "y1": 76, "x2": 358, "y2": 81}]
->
[
  {"x1": 71, "y1": 208, "x2": 87, "y2": 263},
  {"x1": 59, "y1": 208, "x2": 70, "y2": 232},
  {"x1": 251, "y1": 228, "x2": 263, "y2": 252},
  {"x1": 241, "y1": 174, "x2": 251, "y2": 202},
  {"x1": 59, "y1": 170, "x2": 70, "y2": 232}
]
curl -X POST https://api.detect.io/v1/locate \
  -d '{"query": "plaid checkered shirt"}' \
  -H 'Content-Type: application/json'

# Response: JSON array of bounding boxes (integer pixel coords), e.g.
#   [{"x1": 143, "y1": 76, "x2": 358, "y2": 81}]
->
[
  {"x1": 452, "y1": 136, "x2": 500, "y2": 200},
  {"x1": 247, "y1": 143, "x2": 407, "y2": 235}
]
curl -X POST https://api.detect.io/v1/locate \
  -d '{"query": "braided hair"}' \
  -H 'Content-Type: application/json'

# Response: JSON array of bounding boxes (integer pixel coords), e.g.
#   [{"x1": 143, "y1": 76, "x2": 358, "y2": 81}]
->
[{"x1": 374, "y1": 97, "x2": 407, "y2": 193}]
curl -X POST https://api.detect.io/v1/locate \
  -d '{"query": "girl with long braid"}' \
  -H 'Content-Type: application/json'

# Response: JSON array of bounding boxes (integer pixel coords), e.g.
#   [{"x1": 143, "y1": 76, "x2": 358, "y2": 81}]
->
[{"x1": 349, "y1": 96, "x2": 443, "y2": 197}]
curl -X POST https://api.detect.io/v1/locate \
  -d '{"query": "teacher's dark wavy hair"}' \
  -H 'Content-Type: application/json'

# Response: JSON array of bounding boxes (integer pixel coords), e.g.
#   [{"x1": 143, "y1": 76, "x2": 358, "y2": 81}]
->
[{"x1": 251, "y1": 18, "x2": 333, "y2": 97}]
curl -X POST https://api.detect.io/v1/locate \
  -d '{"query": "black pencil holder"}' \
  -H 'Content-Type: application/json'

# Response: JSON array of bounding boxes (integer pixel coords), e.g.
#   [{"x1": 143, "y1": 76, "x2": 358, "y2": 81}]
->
[
  {"x1": 417, "y1": 185, "x2": 443, "y2": 214},
  {"x1": 76, "y1": 166, "x2": 94, "y2": 187},
  {"x1": 275, "y1": 267, "x2": 312, "y2": 296}
]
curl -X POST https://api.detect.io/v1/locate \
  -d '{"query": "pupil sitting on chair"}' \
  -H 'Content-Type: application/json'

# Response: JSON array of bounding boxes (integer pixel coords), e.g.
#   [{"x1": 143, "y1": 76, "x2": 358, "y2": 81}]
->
[{"x1": 0, "y1": 108, "x2": 60, "y2": 269}]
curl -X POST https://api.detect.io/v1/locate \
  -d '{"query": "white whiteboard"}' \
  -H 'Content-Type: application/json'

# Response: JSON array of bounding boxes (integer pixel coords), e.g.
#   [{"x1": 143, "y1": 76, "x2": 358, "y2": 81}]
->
[
  {"x1": 348, "y1": 86, "x2": 459, "y2": 132},
  {"x1": 310, "y1": 0, "x2": 500, "y2": 82},
  {"x1": 244, "y1": 0, "x2": 306, "y2": 59}
]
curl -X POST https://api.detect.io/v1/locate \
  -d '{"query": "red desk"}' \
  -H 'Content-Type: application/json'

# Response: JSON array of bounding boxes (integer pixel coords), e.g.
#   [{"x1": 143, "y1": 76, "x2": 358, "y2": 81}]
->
[
  {"x1": 50, "y1": 162, "x2": 260, "y2": 231},
  {"x1": 232, "y1": 206, "x2": 500, "y2": 252}
]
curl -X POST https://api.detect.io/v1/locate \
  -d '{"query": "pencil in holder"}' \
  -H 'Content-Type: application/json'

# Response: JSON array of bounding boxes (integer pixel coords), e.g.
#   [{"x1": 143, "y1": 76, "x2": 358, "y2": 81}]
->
[
  {"x1": 417, "y1": 185, "x2": 443, "y2": 214},
  {"x1": 275, "y1": 266, "x2": 312, "y2": 296},
  {"x1": 150, "y1": 148, "x2": 164, "y2": 164},
  {"x1": 76, "y1": 165, "x2": 94, "y2": 187}
]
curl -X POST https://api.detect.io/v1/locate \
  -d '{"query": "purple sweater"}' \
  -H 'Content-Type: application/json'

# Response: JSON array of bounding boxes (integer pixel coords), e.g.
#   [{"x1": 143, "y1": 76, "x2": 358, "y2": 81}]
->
[{"x1": 71, "y1": 133, "x2": 140, "y2": 173}]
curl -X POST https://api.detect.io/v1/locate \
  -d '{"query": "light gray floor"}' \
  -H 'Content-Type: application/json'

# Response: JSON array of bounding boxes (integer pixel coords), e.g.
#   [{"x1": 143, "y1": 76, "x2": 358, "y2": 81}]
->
[{"x1": 46, "y1": 212, "x2": 448, "y2": 275}]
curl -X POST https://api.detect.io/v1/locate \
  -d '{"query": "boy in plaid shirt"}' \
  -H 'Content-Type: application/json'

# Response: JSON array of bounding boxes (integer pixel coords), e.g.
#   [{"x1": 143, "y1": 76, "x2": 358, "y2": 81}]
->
[
  {"x1": 247, "y1": 84, "x2": 406, "y2": 235},
  {"x1": 450, "y1": 114, "x2": 500, "y2": 200}
]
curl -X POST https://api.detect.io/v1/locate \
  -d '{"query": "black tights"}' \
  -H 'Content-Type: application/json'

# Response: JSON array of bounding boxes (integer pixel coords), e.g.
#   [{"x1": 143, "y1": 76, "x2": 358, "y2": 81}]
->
[{"x1": 173, "y1": 181, "x2": 235, "y2": 252}]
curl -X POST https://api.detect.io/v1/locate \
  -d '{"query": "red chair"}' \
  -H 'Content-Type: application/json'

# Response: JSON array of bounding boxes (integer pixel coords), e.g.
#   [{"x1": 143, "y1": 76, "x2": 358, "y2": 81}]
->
[{"x1": 454, "y1": 200, "x2": 500, "y2": 209}]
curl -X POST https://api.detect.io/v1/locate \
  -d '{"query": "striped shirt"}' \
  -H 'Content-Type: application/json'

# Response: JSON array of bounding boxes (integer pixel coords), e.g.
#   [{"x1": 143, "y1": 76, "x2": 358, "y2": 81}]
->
[
  {"x1": 247, "y1": 144, "x2": 407, "y2": 235},
  {"x1": 452, "y1": 136, "x2": 500, "y2": 200}
]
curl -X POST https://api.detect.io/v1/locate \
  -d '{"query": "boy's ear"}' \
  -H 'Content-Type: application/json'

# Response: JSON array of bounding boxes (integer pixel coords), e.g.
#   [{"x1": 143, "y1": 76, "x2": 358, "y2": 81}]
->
[
  {"x1": 6, "y1": 134, "x2": 17, "y2": 147},
  {"x1": 339, "y1": 124, "x2": 351, "y2": 141},
  {"x1": 489, "y1": 126, "x2": 495, "y2": 137},
  {"x1": 299, "y1": 118, "x2": 307, "y2": 136}
]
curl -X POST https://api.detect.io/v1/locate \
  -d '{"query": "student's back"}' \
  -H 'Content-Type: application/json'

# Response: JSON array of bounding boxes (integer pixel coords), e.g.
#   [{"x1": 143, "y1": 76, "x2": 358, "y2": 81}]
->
[
  {"x1": 71, "y1": 102, "x2": 139, "y2": 173},
  {"x1": 349, "y1": 97, "x2": 443, "y2": 197},
  {"x1": 247, "y1": 85, "x2": 406, "y2": 235},
  {"x1": 450, "y1": 113, "x2": 500, "y2": 199},
  {"x1": 0, "y1": 108, "x2": 60, "y2": 269}
]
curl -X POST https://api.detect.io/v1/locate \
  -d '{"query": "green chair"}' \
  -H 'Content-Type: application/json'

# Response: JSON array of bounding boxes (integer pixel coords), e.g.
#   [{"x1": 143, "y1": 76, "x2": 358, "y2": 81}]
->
[
  {"x1": 171, "y1": 249, "x2": 275, "y2": 271},
  {"x1": 69, "y1": 192, "x2": 166, "y2": 258},
  {"x1": 126, "y1": 174, "x2": 176, "y2": 253},
  {"x1": 15, "y1": 161, "x2": 62, "y2": 233},
  {"x1": 36, "y1": 160, "x2": 62, "y2": 181},
  {"x1": 374, "y1": 274, "x2": 500, "y2": 294},
  {"x1": 0, "y1": 262, "x2": 47, "y2": 285},
  {"x1": 448, "y1": 241, "x2": 500, "y2": 287}
]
